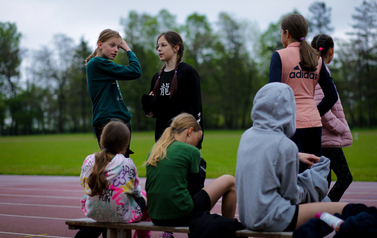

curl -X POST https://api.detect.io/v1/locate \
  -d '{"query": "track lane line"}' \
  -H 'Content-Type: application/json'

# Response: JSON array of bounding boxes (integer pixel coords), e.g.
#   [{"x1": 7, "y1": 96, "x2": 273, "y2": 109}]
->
[
  {"x1": 0, "y1": 194, "x2": 80, "y2": 199},
  {"x1": 0, "y1": 231, "x2": 71, "y2": 238},
  {"x1": 0, "y1": 214, "x2": 76, "y2": 220},
  {"x1": 0, "y1": 202, "x2": 79, "y2": 208}
]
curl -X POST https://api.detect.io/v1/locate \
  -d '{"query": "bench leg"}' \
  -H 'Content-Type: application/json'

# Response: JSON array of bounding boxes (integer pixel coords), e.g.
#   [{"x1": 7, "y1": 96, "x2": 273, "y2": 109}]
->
[
  {"x1": 124, "y1": 229, "x2": 132, "y2": 238},
  {"x1": 106, "y1": 228, "x2": 132, "y2": 238},
  {"x1": 107, "y1": 228, "x2": 117, "y2": 238}
]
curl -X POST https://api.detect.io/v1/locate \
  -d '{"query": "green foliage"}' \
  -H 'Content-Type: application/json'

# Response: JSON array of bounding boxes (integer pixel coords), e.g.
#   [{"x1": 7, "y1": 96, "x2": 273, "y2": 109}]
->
[
  {"x1": 346, "y1": 0, "x2": 377, "y2": 128},
  {"x1": 67, "y1": 38, "x2": 93, "y2": 133},
  {"x1": 32, "y1": 34, "x2": 76, "y2": 133},
  {"x1": 1, "y1": 130, "x2": 376, "y2": 181},
  {"x1": 257, "y1": 10, "x2": 299, "y2": 78},
  {"x1": 0, "y1": 22, "x2": 22, "y2": 96},
  {"x1": 0, "y1": 22, "x2": 22, "y2": 135},
  {"x1": 307, "y1": 2, "x2": 334, "y2": 37},
  {"x1": 118, "y1": 11, "x2": 162, "y2": 131},
  {"x1": 3, "y1": 2, "x2": 377, "y2": 135}
]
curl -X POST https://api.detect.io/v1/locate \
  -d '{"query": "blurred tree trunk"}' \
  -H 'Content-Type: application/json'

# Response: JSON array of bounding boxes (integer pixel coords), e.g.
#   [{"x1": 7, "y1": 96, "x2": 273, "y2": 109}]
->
[
  {"x1": 68, "y1": 37, "x2": 92, "y2": 132},
  {"x1": 32, "y1": 34, "x2": 75, "y2": 133},
  {"x1": 307, "y1": 2, "x2": 334, "y2": 37},
  {"x1": 0, "y1": 22, "x2": 22, "y2": 135},
  {"x1": 349, "y1": 0, "x2": 377, "y2": 128}
]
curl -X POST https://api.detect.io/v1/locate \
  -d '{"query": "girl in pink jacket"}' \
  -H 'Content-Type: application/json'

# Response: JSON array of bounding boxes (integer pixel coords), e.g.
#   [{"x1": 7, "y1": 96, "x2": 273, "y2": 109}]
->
[{"x1": 312, "y1": 34, "x2": 353, "y2": 202}]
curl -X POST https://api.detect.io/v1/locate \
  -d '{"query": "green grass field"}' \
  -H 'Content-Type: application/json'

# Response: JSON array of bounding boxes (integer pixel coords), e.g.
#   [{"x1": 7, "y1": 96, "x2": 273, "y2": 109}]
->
[{"x1": 0, "y1": 130, "x2": 376, "y2": 181}]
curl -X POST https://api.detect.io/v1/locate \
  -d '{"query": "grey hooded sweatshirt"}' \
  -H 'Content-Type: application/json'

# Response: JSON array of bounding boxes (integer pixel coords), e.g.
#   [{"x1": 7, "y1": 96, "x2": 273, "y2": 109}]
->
[{"x1": 236, "y1": 82, "x2": 330, "y2": 232}]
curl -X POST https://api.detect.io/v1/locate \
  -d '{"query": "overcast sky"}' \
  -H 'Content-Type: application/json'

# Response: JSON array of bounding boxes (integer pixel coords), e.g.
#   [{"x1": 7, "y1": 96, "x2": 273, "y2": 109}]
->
[{"x1": 1, "y1": 0, "x2": 363, "y2": 53}]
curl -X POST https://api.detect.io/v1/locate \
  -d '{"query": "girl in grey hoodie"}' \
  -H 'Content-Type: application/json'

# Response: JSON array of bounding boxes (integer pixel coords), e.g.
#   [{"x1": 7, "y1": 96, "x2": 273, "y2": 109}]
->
[{"x1": 236, "y1": 82, "x2": 348, "y2": 231}]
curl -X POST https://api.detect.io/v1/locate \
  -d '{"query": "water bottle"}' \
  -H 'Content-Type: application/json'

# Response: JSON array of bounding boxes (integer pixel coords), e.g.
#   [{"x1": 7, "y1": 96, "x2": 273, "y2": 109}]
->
[{"x1": 315, "y1": 212, "x2": 344, "y2": 232}]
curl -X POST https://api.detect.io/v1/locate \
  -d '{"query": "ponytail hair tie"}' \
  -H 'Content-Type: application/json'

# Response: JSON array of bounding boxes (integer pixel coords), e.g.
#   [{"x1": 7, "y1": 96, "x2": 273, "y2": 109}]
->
[
  {"x1": 319, "y1": 47, "x2": 323, "y2": 51},
  {"x1": 102, "y1": 148, "x2": 107, "y2": 152},
  {"x1": 300, "y1": 37, "x2": 305, "y2": 41},
  {"x1": 175, "y1": 71, "x2": 177, "y2": 74}
]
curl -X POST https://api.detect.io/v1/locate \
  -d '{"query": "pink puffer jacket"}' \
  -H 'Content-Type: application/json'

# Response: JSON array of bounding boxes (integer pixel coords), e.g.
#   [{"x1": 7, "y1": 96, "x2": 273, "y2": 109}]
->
[{"x1": 314, "y1": 84, "x2": 353, "y2": 148}]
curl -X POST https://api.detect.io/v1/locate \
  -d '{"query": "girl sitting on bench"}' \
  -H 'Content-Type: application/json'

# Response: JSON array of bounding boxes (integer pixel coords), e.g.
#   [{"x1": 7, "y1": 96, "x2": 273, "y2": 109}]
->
[
  {"x1": 78, "y1": 121, "x2": 150, "y2": 238},
  {"x1": 145, "y1": 113, "x2": 237, "y2": 233}
]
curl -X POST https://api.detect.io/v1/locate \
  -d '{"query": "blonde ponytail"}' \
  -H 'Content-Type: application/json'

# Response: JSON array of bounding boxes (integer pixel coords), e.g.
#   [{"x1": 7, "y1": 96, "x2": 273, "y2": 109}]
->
[
  {"x1": 145, "y1": 113, "x2": 201, "y2": 167},
  {"x1": 145, "y1": 127, "x2": 175, "y2": 166},
  {"x1": 85, "y1": 49, "x2": 98, "y2": 65}
]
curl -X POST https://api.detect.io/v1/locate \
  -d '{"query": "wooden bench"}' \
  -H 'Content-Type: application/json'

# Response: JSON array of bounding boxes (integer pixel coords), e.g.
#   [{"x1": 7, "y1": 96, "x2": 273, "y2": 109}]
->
[{"x1": 66, "y1": 218, "x2": 292, "y2": 238}]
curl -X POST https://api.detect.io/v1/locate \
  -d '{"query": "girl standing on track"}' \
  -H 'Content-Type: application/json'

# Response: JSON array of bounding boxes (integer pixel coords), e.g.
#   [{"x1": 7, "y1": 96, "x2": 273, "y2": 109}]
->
[
  {"x1": 86, "y1": 29, "x2": 142, "y2": 157},
  {"x1": 268, "y1": 14, "x2": 338, "y2": 172},
  {"x1": 146, "y1": 31, "x2": 204, "y2": 149},
  {"x1": 145, "y1": 113, "x2": 236, "y2": 233},
  {"x1": 78, "y1": 121, "x2": 150, "y2": 238},
  {"x1": 312, "y1": 34, "x2": 353, "y2": 202}
]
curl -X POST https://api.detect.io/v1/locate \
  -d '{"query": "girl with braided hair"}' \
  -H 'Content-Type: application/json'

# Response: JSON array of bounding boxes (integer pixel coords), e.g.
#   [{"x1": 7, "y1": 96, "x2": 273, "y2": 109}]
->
[
  {"x1": 312, "y1": 34, "x2": 353, "y2": 202},
  {"x1": 147, "y1": 31, "x2": 204, "y2": 149}
]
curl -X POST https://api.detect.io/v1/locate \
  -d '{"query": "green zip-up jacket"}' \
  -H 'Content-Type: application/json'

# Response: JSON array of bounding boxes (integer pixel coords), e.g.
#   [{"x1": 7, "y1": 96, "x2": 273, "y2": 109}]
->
[{"x1": 86, "y1": 51, "x2": 141, "y2": 127}]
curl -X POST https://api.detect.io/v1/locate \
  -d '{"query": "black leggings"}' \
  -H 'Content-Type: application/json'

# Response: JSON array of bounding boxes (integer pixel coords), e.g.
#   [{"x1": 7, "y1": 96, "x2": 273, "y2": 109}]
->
[
  {"x1": 290, "y1": 127, "x2": 322, "y2": 173},
  {"x1": 322, "y1": 147, "x2": 353, "y2": 202}
]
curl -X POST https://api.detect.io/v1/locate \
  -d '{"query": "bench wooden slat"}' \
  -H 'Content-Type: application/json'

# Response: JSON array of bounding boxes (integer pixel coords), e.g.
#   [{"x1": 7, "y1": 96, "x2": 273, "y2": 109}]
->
[
  {"x1": 66, "y1": 218, "x2": 190, "y2": 233},
  {"x1": 66, "y1": 218, "x2": 292, "y2": 238}
]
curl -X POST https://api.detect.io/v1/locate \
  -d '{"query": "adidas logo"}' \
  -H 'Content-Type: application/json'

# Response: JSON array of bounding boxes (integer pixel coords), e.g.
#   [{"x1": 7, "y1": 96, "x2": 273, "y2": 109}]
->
[{"x1": 289, "y1": 65, "x2": 318, "y2": 80}]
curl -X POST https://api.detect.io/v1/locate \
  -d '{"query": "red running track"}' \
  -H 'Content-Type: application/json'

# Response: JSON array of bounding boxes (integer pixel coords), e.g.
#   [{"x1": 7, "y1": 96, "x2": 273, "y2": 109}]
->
[{"x1": 1, "y1": 175, "x2": 376, "y2": 238}]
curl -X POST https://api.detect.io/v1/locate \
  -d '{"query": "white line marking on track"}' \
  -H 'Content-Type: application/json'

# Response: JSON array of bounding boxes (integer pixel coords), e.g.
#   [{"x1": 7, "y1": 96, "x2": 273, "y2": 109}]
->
[
  {"x1": 341, "y1": 192, "x2": 377, "y2": 195},
  {"x1": 0, "y1": 214, "x2": 74, "y2": 220},
  {"x1": 0, "y1": 231, "x2": 71, "y2": 238},
  {"x1": 340, "y1": 199, "x2": 377, "y2": 202},
  {"x1": 0, "y1": 194, "x2": 80, "y2": 199},
  {"x1": 0, "y1": 202, "x2": 79, "y2": 208},
  {"x1": 2, "y1": 187, "x2": 82, "y2": 192}
]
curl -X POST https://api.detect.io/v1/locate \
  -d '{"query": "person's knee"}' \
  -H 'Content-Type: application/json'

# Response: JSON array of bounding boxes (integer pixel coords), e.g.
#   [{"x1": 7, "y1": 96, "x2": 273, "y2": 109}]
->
[{"x1": 220, "y1": 174, "x2": 236, "y2": 190}]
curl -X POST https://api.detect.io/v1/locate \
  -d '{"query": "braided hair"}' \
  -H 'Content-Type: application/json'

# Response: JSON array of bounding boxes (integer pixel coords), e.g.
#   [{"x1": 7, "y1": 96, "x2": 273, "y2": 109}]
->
[
  {"x1": 311, "y1": 34, "x2": 334, "y2": 58},
  {"x1": 152, "y1": 31, "x2": 184, "y2": 98}
]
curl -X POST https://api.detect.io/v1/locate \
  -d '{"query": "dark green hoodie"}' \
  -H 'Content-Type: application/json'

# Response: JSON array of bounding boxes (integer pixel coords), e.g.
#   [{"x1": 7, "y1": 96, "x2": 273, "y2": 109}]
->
[{"x1": 86, "y1": 51, "x2": 141, "y2": 127}]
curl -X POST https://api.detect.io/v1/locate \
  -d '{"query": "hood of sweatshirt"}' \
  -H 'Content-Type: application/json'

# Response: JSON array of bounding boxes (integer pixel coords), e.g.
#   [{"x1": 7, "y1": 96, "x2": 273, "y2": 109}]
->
[{"x1": 251, "y1": 82, "x2": 296, "y2": 138}]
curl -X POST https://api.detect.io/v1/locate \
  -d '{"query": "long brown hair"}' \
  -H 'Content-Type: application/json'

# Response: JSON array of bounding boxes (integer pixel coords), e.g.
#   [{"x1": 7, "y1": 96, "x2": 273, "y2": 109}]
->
[
  {"x1": 85, "y1": 29, "x2": 122, "y2": 65},
  {"x1": 281, "y1": 14, "x2": 318, "y2": 71},
  {"x1": 311, "y1": 34, "x2": 334, "y2": 58},
  {"x1": 145, "y1": 113, "x2": 201, "y2": 167},
  {"x1": 152, "y1": 31, "x2": 185, "y2": 98},
  {"x1": 88, "y1": 121, "x2": 130, "y2": 196}
]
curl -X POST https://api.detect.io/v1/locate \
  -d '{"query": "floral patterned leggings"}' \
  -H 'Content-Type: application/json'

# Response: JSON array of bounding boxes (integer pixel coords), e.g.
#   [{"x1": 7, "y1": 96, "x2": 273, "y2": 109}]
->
[{"x1": 322, "y1": 147, "x2": 353, "y2": 202}]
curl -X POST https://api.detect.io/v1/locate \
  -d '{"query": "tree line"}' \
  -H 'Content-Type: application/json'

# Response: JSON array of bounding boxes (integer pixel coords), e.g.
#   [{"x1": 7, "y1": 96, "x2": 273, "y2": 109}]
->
[{"x1": 1, "y1": 1, "x2": 377, "y2": 136}]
